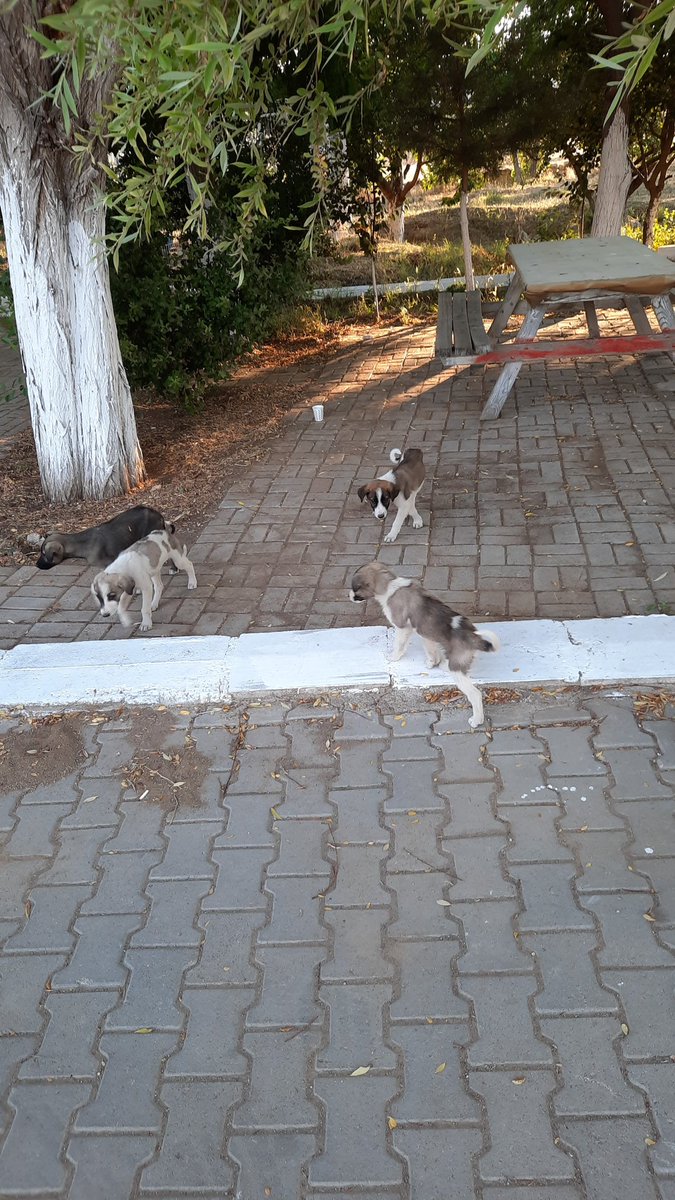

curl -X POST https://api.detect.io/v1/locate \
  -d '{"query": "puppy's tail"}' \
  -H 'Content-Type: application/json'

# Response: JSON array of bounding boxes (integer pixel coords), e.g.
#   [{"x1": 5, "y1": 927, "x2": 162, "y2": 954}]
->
[
  {"x1": 389, "y1": 448, "x2": 403, "y2": 465},
  {"x1": 475, "y1": 628, "x2": 500, "y2": 654}
]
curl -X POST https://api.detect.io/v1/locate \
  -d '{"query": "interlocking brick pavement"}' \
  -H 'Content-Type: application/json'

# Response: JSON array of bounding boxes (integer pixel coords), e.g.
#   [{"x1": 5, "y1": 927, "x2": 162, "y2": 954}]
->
[
  {"x1": 1, "y1": 687, "x2": 674, "y2": 1198},
  {"x1": 1, "y1": 313, "x2": 674, "y2": 648}
]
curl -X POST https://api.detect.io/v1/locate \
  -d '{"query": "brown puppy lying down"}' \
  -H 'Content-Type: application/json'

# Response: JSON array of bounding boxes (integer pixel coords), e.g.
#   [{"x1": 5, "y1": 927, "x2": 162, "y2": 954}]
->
[
  {"x1": 37, "y1": 505, "x2": 167, "y2": 569},
  {"x1": 350, "y1": 561, "x2": 499, "y2": 728}
]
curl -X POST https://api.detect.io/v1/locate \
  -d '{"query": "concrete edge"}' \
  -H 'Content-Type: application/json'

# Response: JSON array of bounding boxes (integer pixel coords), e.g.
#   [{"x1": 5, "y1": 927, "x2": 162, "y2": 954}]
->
[{"x1": 0, "y1": 614, "x2": 674, "y2": 710}]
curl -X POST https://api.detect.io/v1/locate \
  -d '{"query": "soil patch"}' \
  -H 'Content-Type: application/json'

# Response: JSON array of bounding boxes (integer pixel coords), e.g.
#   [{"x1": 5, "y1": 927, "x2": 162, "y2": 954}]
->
[
  {"x1": 116, "y1": 709, "x2": 213, "y2": 812},
  {"x1": 0, "y1": 715, "x2": 87, "y2": 793}
]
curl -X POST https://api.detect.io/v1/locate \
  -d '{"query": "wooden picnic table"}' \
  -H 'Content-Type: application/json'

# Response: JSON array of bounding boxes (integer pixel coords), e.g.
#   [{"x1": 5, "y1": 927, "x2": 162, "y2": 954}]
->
[{"x1": 435, "y1": 236, "x2": 675, "y2": 419}]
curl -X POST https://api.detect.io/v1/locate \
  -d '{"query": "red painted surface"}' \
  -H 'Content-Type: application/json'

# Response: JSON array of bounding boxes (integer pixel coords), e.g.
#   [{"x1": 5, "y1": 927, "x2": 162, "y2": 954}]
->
[{"x1": 475, "y1": 331, "x2": 675, "y2": 365}]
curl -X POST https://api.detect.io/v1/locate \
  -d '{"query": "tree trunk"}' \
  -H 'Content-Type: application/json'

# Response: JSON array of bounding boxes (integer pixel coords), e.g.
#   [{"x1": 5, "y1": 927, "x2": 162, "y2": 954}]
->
[
  {"x1": 642, "y1": 189, "x2": 660, "y2": 246},
  {"x1": 459, "y1": 179, "x2": 475, "y2": 290},
  {"x1": 388, "y1": 204, "x2": 405, "y2": 243},
  {"x1": 0, "y1": 149, "x2": 145, "y2": 503},
  {"x1": 512, "y1": 149, "x2": 524, "y2": 186},
  {"x1": 591, "y1": 105, "x2": 632, "y2": 237}
]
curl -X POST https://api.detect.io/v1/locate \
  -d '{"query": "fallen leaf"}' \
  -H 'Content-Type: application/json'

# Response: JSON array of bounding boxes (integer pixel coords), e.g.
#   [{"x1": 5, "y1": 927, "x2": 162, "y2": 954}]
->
[
  {"x1": 388, "y1": 1117, "x2": 398, "y2": 1129},
  {"x1": 26, "y1": 749, "x2": 38, "y2": 756},
  {"x1": 83, "y1": 795, "x2": 97, "y2": 804},
  {"x1": 350, "y1": 1065, "x2": 371, "y2": 1076},
  {"x1": 408, "y1": 810, "x2": 417, "y2": 816},
  {"x1": 264, "y1": 1188, "x2": 272, "y2": 1197},
  {"x1": 436, "y1": 899, "x2": 452, "y2": 906},
  {"x1": 24, "y1": 899, "x2": 33, "y2": 920},
  {"x1": 134, "y1": 1027, "x2": 155, "y2": 1034},
  {"x1": 653, "y1": 572, "x2": 668, "y2": 583},
  {"x1": 512, "y1": 1076, "x2": 526, "y2": 1085},
  {"x1": 156, "y1": 705, "x2": 167, "y2": 712},
  {"x1": 644, "y1": 912, "x2": 656, "y2": 922},
  {"x1": 621, "y1": 1023, "x2": 629, "y2": 1036},
  {"x1": 162, "y1": 753, "x2": 172, "y2": 762},
  {"x1": 645, "y1": 1137, "x2": 657, "y2": 1147},
  {"x1": 435, "y1": 1062, "x2": 446, "y2": 1073},
  {"x1": 426, "y1": 1017, "x2": 434, "y2": 1024},
  {"x1": 270, "y1": 806, "x2": 281, "y2": 820},
  {"x1": 179, "y1": 709, "x2": 191, "y2": 715},
  {"x1": 624, "y1": 541, "x2": 635, "y2": 546},
  {"x1": 139, "y1": 789, "x2": 149, "y2": 801},
  {"x1": 580, "y1": 824, "x2": 588, "y2": 832}
]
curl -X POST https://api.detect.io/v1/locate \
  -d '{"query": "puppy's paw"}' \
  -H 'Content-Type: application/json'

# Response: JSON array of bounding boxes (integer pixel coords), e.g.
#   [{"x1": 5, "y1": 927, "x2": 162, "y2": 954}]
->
[
  {"x1": 187, "y1": 578, "x2": 197, "y2": 590},
  {"x1": 468, "y1": 715, "x2": 483, "y2": 730},
  {"x1": 384, "y1": 531, "x2": 397, "y2": 544},
  {"x1": 412, "y1": 515, "x2": 424, "y2": 529},
  {"x1": 425, "y1": 656, "x2": 441, "y2": 669},
  {"x1": 139, "y1": 620, "x2": 152, "y2": 632},
  {"x1": 151, "y1": 601, "x2": 159, "y2": 612},
  {"x1": 167, "y1": 565, "x2": 179, "y2": 576}
]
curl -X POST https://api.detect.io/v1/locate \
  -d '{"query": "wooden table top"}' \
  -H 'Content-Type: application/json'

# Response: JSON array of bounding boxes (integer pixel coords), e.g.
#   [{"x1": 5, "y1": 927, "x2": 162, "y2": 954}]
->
[{"x1": 508, "y1": 236, "x2": 675, "y2": 302}]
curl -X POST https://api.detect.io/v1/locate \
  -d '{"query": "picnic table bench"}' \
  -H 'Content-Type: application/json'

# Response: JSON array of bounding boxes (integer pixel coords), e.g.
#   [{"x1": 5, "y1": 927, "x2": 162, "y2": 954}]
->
[{"x1": 435, "y1": 236, "x2": 675, "y2": 418}]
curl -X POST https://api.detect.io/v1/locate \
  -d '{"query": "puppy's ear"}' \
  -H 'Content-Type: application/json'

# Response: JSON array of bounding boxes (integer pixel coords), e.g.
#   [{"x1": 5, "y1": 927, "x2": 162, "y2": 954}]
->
[
  {"x1": 390, "y1": 485, "x2": 400, "y2": 501},
  {"x1": 119, "y1": 574, "x2": 136, "y2": 596},
  {"x1": 357, "y1": 486, "x2": 368, "y2": 503}
]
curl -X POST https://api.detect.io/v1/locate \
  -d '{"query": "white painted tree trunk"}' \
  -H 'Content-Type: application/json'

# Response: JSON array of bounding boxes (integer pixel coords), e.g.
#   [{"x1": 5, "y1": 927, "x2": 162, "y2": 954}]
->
[
  {"x1": 459, "y1": 190, "x2": 475, "y2": 291},
  {"x1": 388, "y1": 205, "x2": 405, "y2": 243},
  {"x1": 0, "y1": 131, "x2": 145, "y2": 502},
  {"x1": 591, "y1": 106, "x2": 632, "y2": 238}
]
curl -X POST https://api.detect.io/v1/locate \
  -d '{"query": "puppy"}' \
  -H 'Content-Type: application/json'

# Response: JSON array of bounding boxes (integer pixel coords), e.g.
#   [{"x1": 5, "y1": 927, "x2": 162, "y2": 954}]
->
[
  {"x1": 92, "y1": 530, "x2": 197, "y2": 632},
  {"x1": 350, "y1": 561, "x2": 499, "y2": 728},
  {"x1": 37, "y1": 506, "x2": 167, "y2": 569},
  {"x1": 357, "y1": 448, "x2": 425, "y2": 543}
]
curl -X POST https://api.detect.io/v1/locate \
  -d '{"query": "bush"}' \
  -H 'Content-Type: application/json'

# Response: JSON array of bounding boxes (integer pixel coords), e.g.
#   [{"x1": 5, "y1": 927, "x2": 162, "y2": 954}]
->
[
  {"x1": 623, "y1": 207, "x2": 675, "y2": 250},
  {"x1": 111, "y1": 212, "x2": 309, "y2": 402}
]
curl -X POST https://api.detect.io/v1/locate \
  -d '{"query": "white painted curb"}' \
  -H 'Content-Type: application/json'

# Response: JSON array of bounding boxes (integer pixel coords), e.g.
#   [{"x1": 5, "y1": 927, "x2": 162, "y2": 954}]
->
[{"x1": 0, "y1": 615, "x2": 673, "y2": 709}]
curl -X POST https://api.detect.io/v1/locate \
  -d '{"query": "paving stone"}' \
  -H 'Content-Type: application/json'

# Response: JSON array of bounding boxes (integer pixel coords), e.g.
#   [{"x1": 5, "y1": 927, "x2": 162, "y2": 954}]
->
[
  {"x1": 394, "y1": 1127, "x2": 482, "y2": 1198},
  {"x1": 586, "y1": 698, "x2": 654, "y2": 748},
  {"x1": 388, "y1": 873, "x2": 460, "y2": 941},
  {"x1": 559, "y1": 1116, "x2": 660, "y2": 1200},
  {"x1": 439, "y1": 782, "x2": 503, "y2": 837},
  {"x1": 473, "y1": 1070, "x2": 576, "y2": 1184},
  {"x1": 327, "y1": 844, "x2": 389, "y2": 909},
  {"x1": 545, "y1": 727, "x2": 607, "y2": 778},
  {"x1": 83, "y1": 731, "x2": 135, "y2": 778},
  {"x1": 644, "y1": 721, "x2": 675, "y2": 772},
  {"x1": 67, "y1": 1134, "x2": 156, "y2": 1200},
  {"x1": 604, "y1": 747, "x2": 672, "y2": 800},
  {"x1": 76, "y1": 1031, "x2": 177, "y2": 1132},
  {"x1": 515, "y1": 864, "x2": 594, "y2": 933},
  {"x1": 149, "y1": 823, "x2": 219, "y2": 880},
  {"x1": 216, "y1": 795, "x2": 277, "y2": 848},
  {"x1": 390, "y1": 1029, "x2": 476, "y2": 1123},
  {"x1": 287, "y1": 720, "x2": 338, "y2": 769},
  {"x1": 388, "y1": 939, "x2": 467, "y2": 1022},
  {"x1": 61, "y1": 779, "x2": 124, "y2": 829},
  {"x1": 543, "y1": 1015, "x2": 645, "y2": 1116},
  {"x1": 131, "y1": 880, "x2": 211, "y2": 947},
  {"x1": 626, "y1": 1063, "x2": 675, "y2": 1176},
  {"x1": 330, "y1": 787, "x2": 388, "y2": 844},
  {"x1": 496, "y1": 758, "x2": 557, "y2": 805},
  {"x1": 52, "y1": 915, "x2": 142, "y2": 991},
  {"x1": 484, "y1": 1190, "x2": 582, "y2": 1200},
  {"x1": 618, "y1": 800, "x2": 675, "y2": 860},
  {"x1": 165, "y1": 987, "x2": 251, "y2": 1078},
  {"x1": 489, "y1": 729, "x2": 546, "y2": 756},
  {"x1": 229, "y1": 746, "x2": 284, "y2": 794},
  {"x1": 0, "y1": 1034, "x2": 35, "y2": 1124},
  {"x1": 248, "y1": 945, "x2": 324, "y2": 1029},
  {"x1": 586, "y1": 893, "x2": 675, "y2": 968},
  {"x1": 388, "y1": 811, "x2": 451, "y2": 874},
  {"x1": 229, "y1": 1132, "x2": 316, "y2": 1200},
  {"x1": 318, "y1": 983, "x2": 396, "y2": 1071},
  {"x1": 383, "y1": 711, "x2": 436, "y2": 737},
  {"x1": 382, "y1": 734, "x2": 439, "y2": 764},
  {"x1": 562, "y1": 829, "x2": 649, "y2": 894},
  {"x1": 20, "y1": 991, "x2": 115, "y2": 1080},
  {"x1": 4, "y1": 883, "x2": 91, "y2": 953},
  {"x1": 268, "y1": 818, "x2": 329, "y2": 876},
  {"x1": 0, "y1": 857, "x2": 48, "y2": 921},
  {"x1": 336, "y1": 741, "x2": 388, "y2": 790},
  {"x1": 0, "y1": 952, "x2": 64, "y2": 1034},
  {"x1": 466, "y1": 975, "x2": 551, "y2": 1068},
  {"x1": 434, "y1": 733, "x2": 495, "y2": 785},
  {"x1": 19, "y1": 775, "x2": 81, "y2": 806},
  {"x1": 102, "y1": 801, "x2": 165, "y2": 852},
  {"x1": 443, "y1": 837, "x2": 515, "y2": 901},
  {"x1": 557, "y1": 779, "x2": 623, "y2": 831},
  {"x1": 184, "y1": 724, "x2": 237, "y2": 773},
  {"x1": 38, "y1": 826, "x2": 107, "y2": 887},
  {"x1": 184, "y1": 910, "x2": 260, "y2": 987},
  {"x1": 258, "y1": 876, "x2": 329, "y2": 944},
  {"x1": 506, "y1": 804, "x2": 573, "y2": 863},
  {"x1": 525, "y1": 931, "x2": 618, "y2": 1017},
  {"x1": 234, "y1": 1029, "x2": 321, "y2": 1132},
  {"x1": 310, "y1": 1076, "x2": 402, "y2": 1189},
  {"x1": 382, "y1": 760, "x2": 445, "y2": 814},
  {"x1": 280, "y1": 771, "x2": 334, "y2": 818},
  {"x1": 601, "y1": 970, "x2": 675, "y2": 1061},
  {"x1": 81, "y1": 850, "x2": 161, "y2": 916},
  {"x1": 0, "y1": 1081, "x2": 90, "y2": 1194},
  {"x1": 105, "y1": 947, "x2": 198, "y2": 1031},
  {"x1": 338, "y1": 710, "x2": 390, "y2": 741},
  {"x1": 3, "y1": 802, "x2": 73, "y2": 858},
  {"x1": 202, "y1": 848, "x2": 272, "y2": 912},
  {"x1": 647, "y1": 861, "x2": 675, "y2": 926},
  {"x1": 321, "y1": 909, "x2": 393, "y2": 984},
  {"x1": 455, "y1": 900, "x2": 532, "y2": 975}
]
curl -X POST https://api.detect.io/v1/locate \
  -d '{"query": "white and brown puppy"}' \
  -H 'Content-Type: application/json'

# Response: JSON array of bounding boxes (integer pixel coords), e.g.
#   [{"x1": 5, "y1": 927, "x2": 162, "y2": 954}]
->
[
  {"x1": 357, "y1": 448, "x2": 425, "y2": 543},
  {"x1": 92, "y1": 530, "x2": 197, "y2": 632},
  {"x1": 350, "y1": 561, "x2": 499, "y2": 728}
]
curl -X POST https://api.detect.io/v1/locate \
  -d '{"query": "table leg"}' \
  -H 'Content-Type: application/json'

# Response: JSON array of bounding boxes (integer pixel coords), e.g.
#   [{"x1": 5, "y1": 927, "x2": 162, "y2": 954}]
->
[
  {"x1": 488, "y1": 271, "x2": 523, "y2": 340},
  {"x1": 481, "y1": 305, "x2": 546, "y2": 420}
]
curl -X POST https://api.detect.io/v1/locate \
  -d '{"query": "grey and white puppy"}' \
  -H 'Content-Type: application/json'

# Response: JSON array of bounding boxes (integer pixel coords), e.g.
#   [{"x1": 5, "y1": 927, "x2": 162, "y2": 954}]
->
[
  {"x1": 37, "y1": 505, "x2": 167, "y2": 570},
  {"x1": 350, "y1": 561, "x2": 499, "y2": 728},
  {"x1": 357, "y1": 448, "x2": 425, "y2": 543},
  {"x1": 92, "y1": 529, "x2": 197, "y2": 632}
]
